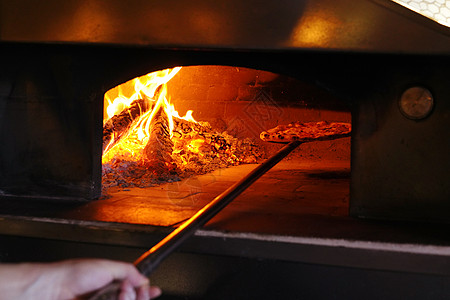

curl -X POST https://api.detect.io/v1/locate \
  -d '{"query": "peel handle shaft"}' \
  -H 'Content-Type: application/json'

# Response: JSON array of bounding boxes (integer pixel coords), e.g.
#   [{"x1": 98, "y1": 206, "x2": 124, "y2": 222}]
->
[{"x1": 86, "y1": 140, "x2": 302, "y2": 300}]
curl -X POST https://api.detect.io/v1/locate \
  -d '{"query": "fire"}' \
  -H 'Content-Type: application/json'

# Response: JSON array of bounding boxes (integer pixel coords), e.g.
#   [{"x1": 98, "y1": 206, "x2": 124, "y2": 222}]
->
[
  {"x1": 102, "y1": 66, "x2": 265, "y2": 190},
  {"x1": 102, "y1": 67, "x2": 197, "y2": 164},
  {"x1": 104, "y1": 67, "x2": 181, "y2": 121},
  {"x1": 187, "y1": 138, "x2": 204, "y2": 153}
]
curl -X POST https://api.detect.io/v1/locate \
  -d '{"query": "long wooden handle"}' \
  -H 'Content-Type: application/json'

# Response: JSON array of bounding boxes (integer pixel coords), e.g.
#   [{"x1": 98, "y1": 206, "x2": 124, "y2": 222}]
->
[{"x1": 85, "y1": 141, "x2": 302, "y2": 300}]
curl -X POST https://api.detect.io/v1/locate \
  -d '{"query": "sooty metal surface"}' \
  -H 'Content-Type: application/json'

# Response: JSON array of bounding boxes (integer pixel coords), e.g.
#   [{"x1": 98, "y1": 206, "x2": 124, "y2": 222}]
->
[{"x1": 1, "y1": 0, "x2": 450, "y2": 53}]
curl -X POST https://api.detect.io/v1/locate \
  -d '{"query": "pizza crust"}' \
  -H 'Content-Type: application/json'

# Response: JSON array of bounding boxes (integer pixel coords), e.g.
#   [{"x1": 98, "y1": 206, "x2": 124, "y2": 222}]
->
[{"x1": 260, "y1": 121, "x2": 351, "y2": 143}]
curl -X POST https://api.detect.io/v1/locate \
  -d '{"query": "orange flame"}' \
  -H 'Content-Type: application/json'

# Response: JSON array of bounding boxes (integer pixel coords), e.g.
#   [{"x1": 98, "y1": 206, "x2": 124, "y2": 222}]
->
[
  {"x1": 187, "y1": 138, "x2": 205, "y2": 153},
  {"x1": 102, "y1": 67, "x2": 200, "y2": 164},
  {"x1": 104, "y1": 67, "x2": 181, "y2": 122}
]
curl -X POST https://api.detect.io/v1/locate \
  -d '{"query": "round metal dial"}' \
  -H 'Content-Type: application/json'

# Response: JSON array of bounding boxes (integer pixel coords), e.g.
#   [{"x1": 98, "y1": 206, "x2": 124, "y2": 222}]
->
[{"x1": 399, "y1": 86, "x2": 434, "y2": 120}]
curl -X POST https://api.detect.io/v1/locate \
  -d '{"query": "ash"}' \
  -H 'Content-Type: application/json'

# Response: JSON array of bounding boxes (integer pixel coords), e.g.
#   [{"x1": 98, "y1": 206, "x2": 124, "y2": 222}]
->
[{"x1": 102, "y1": 118, "x2": 264, "y2": 191}]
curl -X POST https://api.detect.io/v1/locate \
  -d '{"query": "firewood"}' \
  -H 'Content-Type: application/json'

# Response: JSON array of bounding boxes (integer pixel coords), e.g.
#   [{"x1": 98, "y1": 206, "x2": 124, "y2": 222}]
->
[
  {"x1": 144, "y1": 107, "x2": 176, "y2": 176},
  {"x1": 103, "y1": 99, "x2": 151, "y2": 151}
]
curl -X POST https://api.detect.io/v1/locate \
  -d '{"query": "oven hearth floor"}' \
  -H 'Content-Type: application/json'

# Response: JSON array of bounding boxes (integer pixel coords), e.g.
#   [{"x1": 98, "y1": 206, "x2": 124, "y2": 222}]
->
[
  {"x1": 2, "y1": 158, "x2": 450, "y2": 278},
  {"x1": 1, "y1": 158, "x2": 352, "y2": 234}
]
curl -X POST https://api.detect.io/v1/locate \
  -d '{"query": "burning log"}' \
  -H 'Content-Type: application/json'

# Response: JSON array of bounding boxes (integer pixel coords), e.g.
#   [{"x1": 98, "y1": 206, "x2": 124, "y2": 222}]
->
[
  {"x1": 103, "y1": 99, "x2": 151, "y2": 152},
  {"x1": 143, "y1": 107, "x2": 177, "y2": 177}
]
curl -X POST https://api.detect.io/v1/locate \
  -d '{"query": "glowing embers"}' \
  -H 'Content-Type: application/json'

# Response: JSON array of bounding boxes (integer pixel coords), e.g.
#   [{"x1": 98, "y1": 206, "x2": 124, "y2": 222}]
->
[
  {"x1": 102, "y1": 67, "x2": 263, "y2": 190},
  {"x1": 392, "y1": 0, "x2": 450, "y2": 27}
]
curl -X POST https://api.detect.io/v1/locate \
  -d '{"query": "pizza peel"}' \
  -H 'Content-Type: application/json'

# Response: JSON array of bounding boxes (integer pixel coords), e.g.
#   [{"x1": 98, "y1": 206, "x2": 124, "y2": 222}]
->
[{"x1": 85, "y1": 122, "x2": 351, "y2": 300}]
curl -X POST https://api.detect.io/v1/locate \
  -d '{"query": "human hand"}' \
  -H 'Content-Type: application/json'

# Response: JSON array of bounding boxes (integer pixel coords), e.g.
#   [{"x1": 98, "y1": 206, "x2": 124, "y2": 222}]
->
[{"x1": 0, "y1": 259, "x2": 161, "y2": 300}]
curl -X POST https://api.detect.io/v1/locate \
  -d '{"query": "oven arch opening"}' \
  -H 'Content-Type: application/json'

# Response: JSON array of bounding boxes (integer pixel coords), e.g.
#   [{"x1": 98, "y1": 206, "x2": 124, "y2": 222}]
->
[{"x1": 99, "y1": 65, "x2": 351, "y2": 228}]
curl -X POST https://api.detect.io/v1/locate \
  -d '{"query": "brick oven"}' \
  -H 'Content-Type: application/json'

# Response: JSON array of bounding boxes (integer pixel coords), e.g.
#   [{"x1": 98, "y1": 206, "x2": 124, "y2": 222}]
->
[{"x1": 2, "y1": 0, "x2": 450, "y2": 299}]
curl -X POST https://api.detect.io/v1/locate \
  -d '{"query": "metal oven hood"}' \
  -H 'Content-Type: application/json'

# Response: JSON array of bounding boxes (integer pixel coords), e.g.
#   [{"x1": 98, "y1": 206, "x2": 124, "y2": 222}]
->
[{"x1": 1, "y1": 0, "x2": 450, "y2": 53}]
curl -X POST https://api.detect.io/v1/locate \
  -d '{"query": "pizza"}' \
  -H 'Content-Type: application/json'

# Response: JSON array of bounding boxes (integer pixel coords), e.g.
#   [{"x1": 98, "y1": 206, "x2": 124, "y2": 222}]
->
[{"x1": 260, "y1": 121, "x2": 351, "y2": 143}]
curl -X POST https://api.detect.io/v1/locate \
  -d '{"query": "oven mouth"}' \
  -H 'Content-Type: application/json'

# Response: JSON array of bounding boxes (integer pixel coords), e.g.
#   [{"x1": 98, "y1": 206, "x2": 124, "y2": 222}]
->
[{"x1": 97, "y1": 64, "x2": 351, "y2": 228}]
